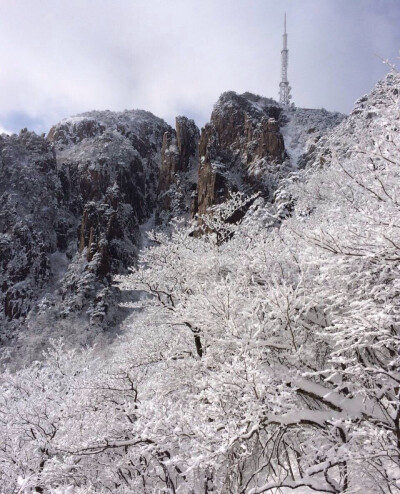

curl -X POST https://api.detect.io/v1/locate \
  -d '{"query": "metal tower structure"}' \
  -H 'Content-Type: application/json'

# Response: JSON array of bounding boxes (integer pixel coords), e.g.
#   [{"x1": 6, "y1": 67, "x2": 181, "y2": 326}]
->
[{"x1": 279, "y1": 13, "x2": 292, "y2": 107}]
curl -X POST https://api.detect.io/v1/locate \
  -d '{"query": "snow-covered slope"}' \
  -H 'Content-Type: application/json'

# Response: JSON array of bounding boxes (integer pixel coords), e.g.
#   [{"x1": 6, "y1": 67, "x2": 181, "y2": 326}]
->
[
  {"x1": 281, "y1": 106, "x2": 345, "y2": 168},
  {"x1": 297, "y1": 73, "x2": 400, "y2": 170}
]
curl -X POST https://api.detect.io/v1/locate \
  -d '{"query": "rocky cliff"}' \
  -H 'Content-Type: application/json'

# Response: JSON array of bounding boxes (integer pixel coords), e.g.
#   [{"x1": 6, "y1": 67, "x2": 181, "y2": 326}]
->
[
  {"x1": 192, "y1": 93, "x2": 286, "y2": 218},
  {"x1": 0, "y1": 131, "x2": 66, "y2": 341},
  {"x1": 158, "y1": 116, "x2": 199, "y2": 222},
  {"x1": 192, "y1": 92, "x2": 344, "y2": 218},
  {"x1": 0, "y1": 110, "x2": 172, "y2": 353},
  {"x1": 0, "y1": 95, "x2": 344, "y2": 356},
  {"x1": 49, "y1": 110, "x2": 170, "y2": 273}
]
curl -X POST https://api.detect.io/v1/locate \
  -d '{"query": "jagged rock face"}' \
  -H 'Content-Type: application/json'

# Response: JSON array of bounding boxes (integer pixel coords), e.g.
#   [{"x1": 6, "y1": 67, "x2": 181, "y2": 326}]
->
[
  {"x1": 193, "y1": 124, "x2": 228, "y2": 217},
  {"x1": 210, "y1": 93, "x2": 283, "y2": 162},
  {"x1": 253, "y1": 118, "x2": 285, "y2": 161},
  {"x1": 158, "y1": 116, "x2": 199, "y2": 221},
  {"x1": 49, "y1": 110, "x2": 170, "y2": 215},
  {"x1": 0, "y1": 131, "x2": 73, "y2": 336},
  {"x1": 176, "y1": 116, "x2": 199, "y2": 170},
  {"x1": 46, "y1": 111, "x2": 170, "y2": 327},
  {"x1": 0, "y1": 96, "x2": 345, "y2": 353},
  {"x1": 159, "y1": 131, "x2": 179, "y2": 194},
  {"x1": 49, "y1": 111, "x2": 171, "y2": 271},
  {"x1": 0, "y1": 111, "x2": 171, "y2": 343},
  {"x1": 192, "y1": 92, "x2": 346, "y2": 218},
  {"x1": 192, "y1": 92, "x2": 286, "y2": 218}
]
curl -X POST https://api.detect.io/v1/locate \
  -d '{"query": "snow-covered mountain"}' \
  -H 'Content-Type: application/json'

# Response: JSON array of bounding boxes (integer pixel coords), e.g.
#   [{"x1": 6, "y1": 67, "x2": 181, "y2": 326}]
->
[
  {"x1": 299, "y1": 73, "x2": 400, "y2": 170},
  {"x1": 1, "y1": 72, "x2": 399, "y2": 493},
  {"x1": 193, "y1": 91, "x2": 344, "y2": 218},
  {"x1": 1, "y1": 110, "x2": 171, "y2": 356},
  {"x1": 0, "y1": 92, "x2": 343, "y2": 357}
]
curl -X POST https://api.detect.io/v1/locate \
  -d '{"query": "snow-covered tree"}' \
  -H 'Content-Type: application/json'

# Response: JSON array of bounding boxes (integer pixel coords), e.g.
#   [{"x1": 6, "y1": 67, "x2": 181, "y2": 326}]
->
[{"x1": 0, "y1": 73, "x2": 399, "y2": 493}]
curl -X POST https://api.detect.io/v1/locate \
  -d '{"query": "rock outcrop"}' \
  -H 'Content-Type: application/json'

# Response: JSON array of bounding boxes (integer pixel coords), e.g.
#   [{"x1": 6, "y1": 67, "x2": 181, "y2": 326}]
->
[
  {"x1": 192, "y1": 92, "x2": 287, "y2": 218},
  {"x1": 0, "y1": 95, "x2": 345, "y2": 354},
  {"x1": 48, "y1": 110, "x2": 171, "y2": 326},
  {"x1": 49, "y1": 110, "x2": 171, "y2": 262},
  {"x1": 0, "y1": 130, "x2": 73, "y2": 340},
  {"x1": 158, "y1": 116, "x2": 199, "y2": 221},
  {"x1": 192, "y1": 92, "x2": 345, "y2": 218},
  {"x1": 0, "y1": 110, "x2": 171, "y2": 345}
]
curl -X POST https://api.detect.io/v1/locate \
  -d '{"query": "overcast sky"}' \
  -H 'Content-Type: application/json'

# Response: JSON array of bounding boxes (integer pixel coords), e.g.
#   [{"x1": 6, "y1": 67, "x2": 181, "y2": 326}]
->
[{"x1": 0, "y1": 0, "x2": 399, "y2": 134}]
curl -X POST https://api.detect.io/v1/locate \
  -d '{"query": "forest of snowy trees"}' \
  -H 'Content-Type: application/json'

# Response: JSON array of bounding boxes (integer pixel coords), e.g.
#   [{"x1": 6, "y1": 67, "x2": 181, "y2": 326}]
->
[{"x1": 0, "y1": 73, "x2": 400, "y2": 493}]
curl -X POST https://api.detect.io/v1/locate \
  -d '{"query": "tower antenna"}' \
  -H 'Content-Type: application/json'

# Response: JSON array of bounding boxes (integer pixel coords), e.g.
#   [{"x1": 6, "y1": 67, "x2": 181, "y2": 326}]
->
[{"x1": 279, "y1": 13, "x2": 292, "y2": 107}]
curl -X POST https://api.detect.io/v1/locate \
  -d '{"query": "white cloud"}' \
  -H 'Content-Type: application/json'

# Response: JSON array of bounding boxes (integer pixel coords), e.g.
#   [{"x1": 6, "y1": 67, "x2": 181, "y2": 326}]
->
[
  {"x1": 0, "y1": 0, "x2": 399, "y2": 133},
  {"x1": 0, "y1": 125, "x2": 11, "y2": 135}
]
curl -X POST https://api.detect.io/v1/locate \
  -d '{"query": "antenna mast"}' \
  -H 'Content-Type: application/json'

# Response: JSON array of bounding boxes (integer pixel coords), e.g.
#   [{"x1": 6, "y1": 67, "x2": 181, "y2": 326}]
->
[{"x1": 279, "y1": 13, "x2": 292, "y2": 107}]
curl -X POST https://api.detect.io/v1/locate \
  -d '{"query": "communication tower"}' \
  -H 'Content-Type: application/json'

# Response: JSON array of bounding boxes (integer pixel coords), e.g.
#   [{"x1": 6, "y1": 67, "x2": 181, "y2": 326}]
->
[{"x1": 279, "y1": 13, "x2": 292, "y2": 107}]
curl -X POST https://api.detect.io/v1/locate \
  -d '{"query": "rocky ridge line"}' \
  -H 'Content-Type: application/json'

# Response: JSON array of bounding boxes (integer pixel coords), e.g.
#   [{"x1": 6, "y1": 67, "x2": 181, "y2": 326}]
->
[{"x1": 0, "y1": 93, "x2": 345, "y2": 357}]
